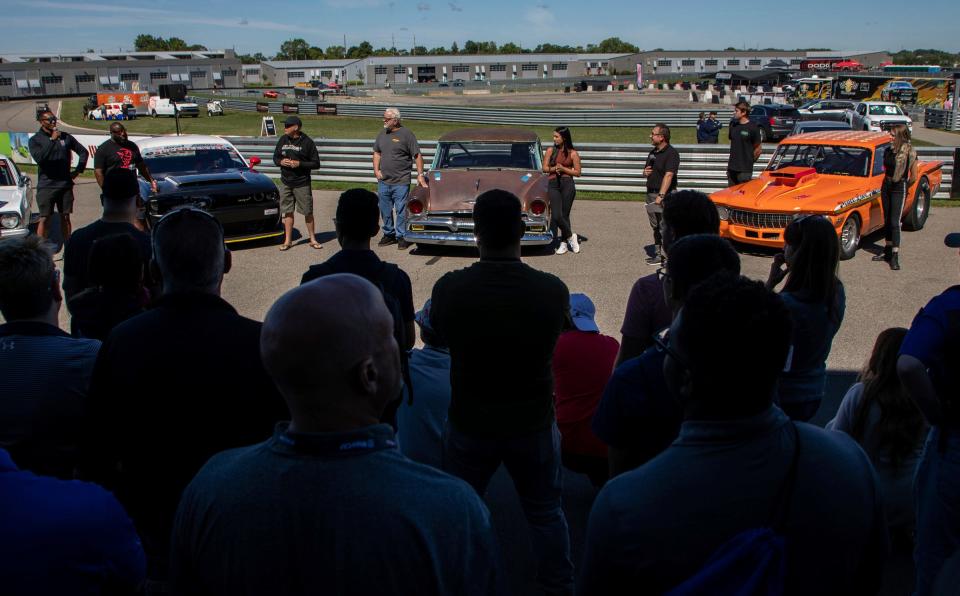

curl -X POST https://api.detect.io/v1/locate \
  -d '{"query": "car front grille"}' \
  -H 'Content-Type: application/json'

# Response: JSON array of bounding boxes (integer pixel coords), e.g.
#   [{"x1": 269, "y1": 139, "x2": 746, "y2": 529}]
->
[{"x1": 728, "y1": 209, "x2": 794, "y2": 229}]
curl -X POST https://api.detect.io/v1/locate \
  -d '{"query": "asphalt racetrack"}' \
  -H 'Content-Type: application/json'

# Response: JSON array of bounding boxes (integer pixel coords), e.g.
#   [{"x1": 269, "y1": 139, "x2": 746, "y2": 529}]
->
[{"x1": 38, "y1": 178, "x2": 956, "y2": 592}]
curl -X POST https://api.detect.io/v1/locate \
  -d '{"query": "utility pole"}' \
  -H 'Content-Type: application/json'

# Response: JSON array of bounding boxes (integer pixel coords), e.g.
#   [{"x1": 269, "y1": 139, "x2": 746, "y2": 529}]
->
[
  {"x1": 413, "y1": 34, "x2": 417, "y2": 55},
  {"x1": 343, "y1": 34, "x2": 347, "y2": 58}
]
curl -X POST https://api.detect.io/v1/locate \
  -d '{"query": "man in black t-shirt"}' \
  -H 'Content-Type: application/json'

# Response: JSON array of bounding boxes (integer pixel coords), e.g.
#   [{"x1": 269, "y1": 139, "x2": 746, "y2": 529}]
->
[
  {"x1": 300, "y1": 188, "x2": 415, "y2": 349},
  {"x1": 643, "y1": 124, "x2": 681, "y2": 264},
  {"x1": 430, "y1": 189, "x2": 574, "y2": 595},
  {"x1": 273, "y1": 116, "x2": 322, "y2": 251},
  {"x1": 727, "y1": 101, "x2": 762, "y2": 187},
  {"x1": 93, "y1": 123, "x2": 157, "y2": 231},
  {"x1": 63, "y1": 180, "x2": 152, "y2": 304}
]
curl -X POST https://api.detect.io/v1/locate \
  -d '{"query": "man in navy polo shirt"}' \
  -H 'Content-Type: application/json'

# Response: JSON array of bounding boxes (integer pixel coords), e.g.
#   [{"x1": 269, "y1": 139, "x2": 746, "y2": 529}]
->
[
  {"x1": 899, "y1": 232, "x2": 960, "y2": 596},
  {"x1": 0, "y1": 236, "x2": 100, "y2": 478},
  {"x1": 170, "y1": 274, "x2": 503, "y2": 594}
]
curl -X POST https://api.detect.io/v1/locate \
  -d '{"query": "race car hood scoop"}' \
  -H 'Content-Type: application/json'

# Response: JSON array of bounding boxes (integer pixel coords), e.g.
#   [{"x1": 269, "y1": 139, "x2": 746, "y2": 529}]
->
[
  {"x1": 162, "y1": 172, "x2": 247, "y2": 188},
  {"x1": 766, "y1": 167, "x2": 818, "y2": 187}
]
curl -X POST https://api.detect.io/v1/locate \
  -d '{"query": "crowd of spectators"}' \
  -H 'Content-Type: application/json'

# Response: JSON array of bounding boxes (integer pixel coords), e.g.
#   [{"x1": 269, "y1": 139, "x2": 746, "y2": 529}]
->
[{"x1": 2, "y1": 180, "x2": 959, "y2": 596}]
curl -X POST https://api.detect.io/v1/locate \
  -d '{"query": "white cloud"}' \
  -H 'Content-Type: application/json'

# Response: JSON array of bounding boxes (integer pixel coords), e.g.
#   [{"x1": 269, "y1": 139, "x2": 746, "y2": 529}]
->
[
  {"x1": 417, "y1": 2, "x2": 431, "y2": 10},
  {"x1": 524, "y1": 6, "x2": 555, "y2": 28},
  {"x1": 325, "y1": 0, "x2": 384, "y2": 6},
  {"x1": 3, "y1": 13, "x2": 314, "y2": 34},
  {"x1": 448, "y1": 2, "x2": 463, "y2": 11}
]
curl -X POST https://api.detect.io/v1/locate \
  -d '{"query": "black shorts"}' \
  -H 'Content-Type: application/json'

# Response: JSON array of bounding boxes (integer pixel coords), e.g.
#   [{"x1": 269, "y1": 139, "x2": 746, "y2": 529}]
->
[{"x1": 36, "y1": 186, "x2": 75, "y2": 217}]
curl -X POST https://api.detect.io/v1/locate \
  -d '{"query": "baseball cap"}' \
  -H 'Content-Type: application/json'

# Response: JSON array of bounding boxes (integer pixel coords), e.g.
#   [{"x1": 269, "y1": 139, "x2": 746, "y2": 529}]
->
[
  {"x1": 283, "y1": 115, "x2": 302, "y2": 128},
  {"x1": 945, "y1": 233, "x2": 960, "y2": 248},
  {"x1": 569, "y1": 293, "x2": 599, "y2": 333},
  {"x1": 415, "y1": 299, "x2": 434, "y2": 332}
]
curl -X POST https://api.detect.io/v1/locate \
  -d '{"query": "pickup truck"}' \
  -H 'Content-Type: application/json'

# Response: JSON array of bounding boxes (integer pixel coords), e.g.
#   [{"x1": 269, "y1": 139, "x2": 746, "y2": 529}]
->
[
  {"x1": 147, "y1": 96, "x2": 199, "y2": 118},
  {"x1": 847, "y1": 101, "x2": 912, "y2": 133}
]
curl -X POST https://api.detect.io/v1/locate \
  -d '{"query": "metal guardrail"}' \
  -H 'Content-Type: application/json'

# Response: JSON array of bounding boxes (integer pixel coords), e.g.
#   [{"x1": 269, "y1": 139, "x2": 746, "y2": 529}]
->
[
  {"x1": 226, "y1": 137, "x2": 956, "y2": 199},
  {"x1": 925, "y1": 109, "x2": 960, "y2": 132},
  {"x1": 202, "y1": 97, "x2": 733, "y2": 127}
]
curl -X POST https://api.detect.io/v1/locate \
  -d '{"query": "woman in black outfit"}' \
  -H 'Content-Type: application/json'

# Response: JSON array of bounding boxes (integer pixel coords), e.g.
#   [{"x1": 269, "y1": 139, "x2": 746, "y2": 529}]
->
[
  {"x1": 874, "y1": 124, "x2": 918, "y2": 271},
  {"x1": 543, "y1": 126, "x2": 582, "y2": 255}
]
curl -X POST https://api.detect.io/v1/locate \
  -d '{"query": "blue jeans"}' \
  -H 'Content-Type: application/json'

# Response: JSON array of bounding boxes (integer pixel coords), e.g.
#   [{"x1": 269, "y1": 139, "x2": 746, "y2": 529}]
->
[
  {"x1": 914, "y1": 427, "x2": 960, "y2": 596},
  {"x1": 442, "y1": 422, "x2": 574, "y2": 595},
  {"x1": 378, "y1": 181, "x2": 410, "y2": 239}
]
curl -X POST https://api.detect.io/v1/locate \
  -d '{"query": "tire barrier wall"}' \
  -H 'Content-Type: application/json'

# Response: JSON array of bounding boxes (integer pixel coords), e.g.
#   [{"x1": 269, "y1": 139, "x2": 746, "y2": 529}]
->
[{"x1": 224, "y1": 137, "x2": 957, "y2": 200}]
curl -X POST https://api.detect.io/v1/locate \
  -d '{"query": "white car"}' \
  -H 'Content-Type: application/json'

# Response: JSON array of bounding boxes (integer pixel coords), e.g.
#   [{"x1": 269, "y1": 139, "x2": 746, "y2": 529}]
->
[
  {"x1": 0, "y1": 155, "x2": 34, "y2": 238},
  {"x1": 797, "y1": 99, "x2": 855, "y2": 116},
  {"x1": 847, "y1": 101, "x2": 913, "y2": 133},
  {"x1": 147, "y1": 96, "x2": 200, "y2": 118}
]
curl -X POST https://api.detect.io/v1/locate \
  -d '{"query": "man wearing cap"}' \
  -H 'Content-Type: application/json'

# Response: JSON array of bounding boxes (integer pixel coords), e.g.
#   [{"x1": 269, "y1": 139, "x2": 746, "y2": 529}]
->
[
  {"x1": 372, "y1": 108, "x2": 427, "y2": 251},
  {"x1": 898, "y1": 232, "x2": 960, "y2": 596},
  {"x1": 273, "y1": 116, "x2": 322, "y2": 251},
  {"x1": 551, "y1": 293, "x2": 619, "y2": 487},
  {"x1": 28, "y1": 110, "x2": 89, "y2": 243},
  {"x1": 397, "y1": 299, "x2": 451, "y2": 470}
]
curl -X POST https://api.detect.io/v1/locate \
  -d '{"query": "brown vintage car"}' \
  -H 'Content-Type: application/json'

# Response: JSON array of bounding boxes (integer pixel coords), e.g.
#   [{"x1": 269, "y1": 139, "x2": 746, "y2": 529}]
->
[{"x1": 404, "y1": 128, "x2": 553, "y2": 246}]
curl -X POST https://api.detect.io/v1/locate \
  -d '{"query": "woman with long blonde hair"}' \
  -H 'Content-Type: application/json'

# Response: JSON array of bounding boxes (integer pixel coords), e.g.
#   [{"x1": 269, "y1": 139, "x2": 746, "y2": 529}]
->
[{"x1": 873, "y1": 123, "x2": 918, "y2": 270}]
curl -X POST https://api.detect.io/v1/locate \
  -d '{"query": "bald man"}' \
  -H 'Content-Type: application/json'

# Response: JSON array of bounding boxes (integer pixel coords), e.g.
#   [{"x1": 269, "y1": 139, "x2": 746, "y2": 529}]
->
[{"x1": 170, "y1": 274, "x2": 505, "y2": 595}]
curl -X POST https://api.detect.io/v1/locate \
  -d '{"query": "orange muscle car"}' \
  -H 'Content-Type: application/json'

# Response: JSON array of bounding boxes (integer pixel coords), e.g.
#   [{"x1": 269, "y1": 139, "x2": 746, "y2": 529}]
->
[{"x1": 710, "y1": 131, "x2": 943, "y2": 259}]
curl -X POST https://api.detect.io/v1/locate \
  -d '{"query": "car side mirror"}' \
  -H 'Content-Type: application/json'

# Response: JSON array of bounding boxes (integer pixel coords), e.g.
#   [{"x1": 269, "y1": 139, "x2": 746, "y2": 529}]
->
[
  {"x1": 248, "y1": 156, "x2": 261, "y2": 169},
  {"x1": 20, "y1": 174, "x2": 30, "y2": 186}
]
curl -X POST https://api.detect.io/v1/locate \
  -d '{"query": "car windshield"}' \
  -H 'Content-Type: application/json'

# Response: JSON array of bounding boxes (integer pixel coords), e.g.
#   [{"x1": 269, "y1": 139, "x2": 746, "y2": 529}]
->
[
  {"x1": 142, "y1": 144, "x2": 247, "y2": 175},
  {"x1": 869, "y1": 105, "x2": 904, "y2": 116},
  {"x1": 434, "y1": 141, "x2": 542, "y2": 170},
  {"x1": 799, "y1": 100, "x2": 819, "y2": 109},
  {"x1": 767, "y1": 144, "x2": 872, "y2": 177},
  {"x1": 774, "y1": 108, "x2": 802, "y2": 118},
  {"x1": 0, "y1": 161, "x2": 14, "y2": 186}
]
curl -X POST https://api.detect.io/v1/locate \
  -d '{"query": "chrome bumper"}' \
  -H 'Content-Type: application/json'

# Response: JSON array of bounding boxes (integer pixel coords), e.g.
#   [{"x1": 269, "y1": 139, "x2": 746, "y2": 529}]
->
[
  {"x1": 0, "y1": 227, "x2": 30, "y2": 238},
  {"x1": 403, "y1": 230, "x2": 554, "y2": 246},
  {"x1": 405, "y1": 213, "x2": 553, "y2": 246}
]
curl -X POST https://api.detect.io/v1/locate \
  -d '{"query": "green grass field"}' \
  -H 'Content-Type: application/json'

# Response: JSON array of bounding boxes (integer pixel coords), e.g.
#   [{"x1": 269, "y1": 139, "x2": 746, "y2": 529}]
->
[{"x1": 61, "y1": 98, "x2": 695, "y2": 144}]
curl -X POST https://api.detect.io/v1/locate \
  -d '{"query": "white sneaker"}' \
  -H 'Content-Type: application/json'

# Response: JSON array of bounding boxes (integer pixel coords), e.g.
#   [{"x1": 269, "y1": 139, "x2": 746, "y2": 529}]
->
[
  {"x1": 568, "y1": 233, "x2": 580, "y2": 254},
  {"x1": 555, "y1": 242, "x2": 568, "y2": 255}
]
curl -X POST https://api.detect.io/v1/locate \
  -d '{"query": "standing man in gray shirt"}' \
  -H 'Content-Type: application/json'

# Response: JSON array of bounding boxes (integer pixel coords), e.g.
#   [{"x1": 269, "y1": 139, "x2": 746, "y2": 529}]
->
[{"x1": 372, "y1": 108, "x2": 427, "y2": 250}]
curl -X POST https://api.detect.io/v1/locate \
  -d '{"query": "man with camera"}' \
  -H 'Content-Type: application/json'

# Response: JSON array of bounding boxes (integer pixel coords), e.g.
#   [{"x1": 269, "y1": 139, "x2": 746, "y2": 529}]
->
[{"x1": 28, "y1": 111, "x2": 89, "y2": 244}]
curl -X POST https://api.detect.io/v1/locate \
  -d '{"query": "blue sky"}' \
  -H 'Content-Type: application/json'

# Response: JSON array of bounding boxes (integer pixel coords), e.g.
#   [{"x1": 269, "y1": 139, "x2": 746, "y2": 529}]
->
[{"x1": 2, "y1": 0, "x2": 958, "y2": 56}]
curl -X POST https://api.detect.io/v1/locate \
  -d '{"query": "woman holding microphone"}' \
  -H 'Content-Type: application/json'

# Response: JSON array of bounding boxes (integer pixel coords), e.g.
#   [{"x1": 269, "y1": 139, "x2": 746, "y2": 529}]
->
[{"x1": 543, "y1": 126, "x2": 582, "y2": 254}]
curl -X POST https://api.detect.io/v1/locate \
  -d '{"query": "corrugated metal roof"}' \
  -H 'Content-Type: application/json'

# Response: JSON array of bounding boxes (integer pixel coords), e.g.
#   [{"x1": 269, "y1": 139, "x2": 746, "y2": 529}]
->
[
  {"x1": 365, "y1": 53, "x2": 629, "y2": 66},
  {"x1": 263, "y1": 59, "x2": 362, "y2": 69}
]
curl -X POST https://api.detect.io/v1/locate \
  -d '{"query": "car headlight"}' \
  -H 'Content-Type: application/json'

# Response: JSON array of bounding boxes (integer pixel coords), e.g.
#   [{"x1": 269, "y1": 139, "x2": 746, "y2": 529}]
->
[
  {"x1": 716, "y1": 205, "x2": 729, "y2": 221},
  {"x1": 1, "y1": 213, "x2": 21, "y2": 229}
]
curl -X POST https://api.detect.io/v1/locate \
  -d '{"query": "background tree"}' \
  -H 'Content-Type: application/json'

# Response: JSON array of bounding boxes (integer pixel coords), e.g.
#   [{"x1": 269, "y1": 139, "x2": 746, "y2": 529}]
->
[
  {"x1": 325, "y1": 45, "x2": 346, "y2": 59},
  {"x1": 134, "y1": 34, "x2": 206, "y2": 51},
  {"x1": 276, "y1": 38, "x2": 311, "y2": 60},
  {"x1": 499, "y1": 42, "x2": 522, "y2": 54},
  {"x1": 596, "y1": 37, "x2": 639, "y2": 53}
]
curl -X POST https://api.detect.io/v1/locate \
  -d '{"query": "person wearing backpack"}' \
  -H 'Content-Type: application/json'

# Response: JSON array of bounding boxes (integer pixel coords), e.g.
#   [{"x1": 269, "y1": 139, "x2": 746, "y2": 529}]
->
[
  {"x1": 301, "y1": 189, "x2": 416, "y2": 428},
  {"x1": 579, "y1": 274, "x2": 887, "y2": 596}
]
